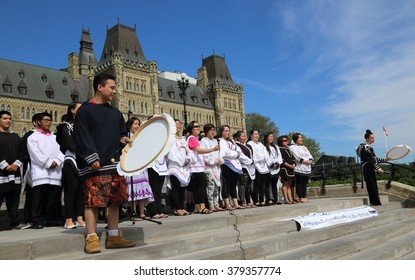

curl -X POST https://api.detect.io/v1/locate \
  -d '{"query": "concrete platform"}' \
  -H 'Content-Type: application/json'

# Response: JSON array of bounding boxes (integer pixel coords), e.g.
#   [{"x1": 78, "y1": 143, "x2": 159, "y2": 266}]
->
[{"x1": 1, "y1": 182, "x2": 414, "y2": 260}]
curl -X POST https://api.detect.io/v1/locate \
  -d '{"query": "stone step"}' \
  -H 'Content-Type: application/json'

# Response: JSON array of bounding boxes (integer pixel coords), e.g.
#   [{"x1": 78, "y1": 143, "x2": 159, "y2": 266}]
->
[
  {"x1": 171, "y1": 203, "x2": 409, "y2": 260},
  {"x1": 264, "y1": 210, "x2": 415, "y2": 260},
  {"x1": 0, "y1": 195, "x2": 406, "y2": 260},
  {"x1": 42, "y1": 199, "x2": 358, "y2": 260},
  {"x1": 340, "y1": 229, "x2": 415, "y2": 260}
]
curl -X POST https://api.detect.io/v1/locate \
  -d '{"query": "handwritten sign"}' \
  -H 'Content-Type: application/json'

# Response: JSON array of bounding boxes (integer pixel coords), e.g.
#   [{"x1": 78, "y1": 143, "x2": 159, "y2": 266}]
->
[{"x1": 294, "y1": 205, "x2": 378, "y2": 231}]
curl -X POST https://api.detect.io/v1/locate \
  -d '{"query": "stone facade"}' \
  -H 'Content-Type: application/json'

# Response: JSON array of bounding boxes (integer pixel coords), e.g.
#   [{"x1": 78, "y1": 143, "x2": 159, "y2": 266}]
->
[{"x1": 0, "y1": 23, "x2": 246, "y2": 136}]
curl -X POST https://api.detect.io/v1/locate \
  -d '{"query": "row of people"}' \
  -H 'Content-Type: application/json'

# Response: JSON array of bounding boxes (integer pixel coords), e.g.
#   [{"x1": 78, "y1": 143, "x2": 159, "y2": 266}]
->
[
  {"x1": 161, "y1": 120, "x2": 315, "y2": 217},
  {"x1": 1, "y1": 73, "x2": 314, "y2": 255},
  {"x1": 0, "y1": 111, "x2": 314, "y2": 230},
  {"x1": 0, "y1": 110, "x2": 66, "y2": 230}
]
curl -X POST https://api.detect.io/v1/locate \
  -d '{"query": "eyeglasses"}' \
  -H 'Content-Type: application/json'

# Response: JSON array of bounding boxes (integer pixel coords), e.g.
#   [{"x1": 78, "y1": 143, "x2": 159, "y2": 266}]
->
[
  {"x1": 282, "y1": 139, "x2": 288, "y2": 142},
  {"x1": 193, "y1": 125, "x2": 200, "y2": 128},
  {"x1": 41, "y1": 119, "x2": 52, "y2": 122}
]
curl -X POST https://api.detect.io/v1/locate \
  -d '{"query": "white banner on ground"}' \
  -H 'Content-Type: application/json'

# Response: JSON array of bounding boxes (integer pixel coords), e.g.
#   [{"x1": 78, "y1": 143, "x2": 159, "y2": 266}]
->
[{"x1": 293, "y1": 205, "x2": 378, "y2": 231}]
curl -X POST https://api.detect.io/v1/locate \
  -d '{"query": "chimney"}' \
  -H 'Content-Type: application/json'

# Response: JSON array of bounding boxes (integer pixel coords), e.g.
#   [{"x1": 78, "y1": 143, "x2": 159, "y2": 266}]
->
[{"x1": 68, "y1": 52, "x2": 80, "y2": 81}]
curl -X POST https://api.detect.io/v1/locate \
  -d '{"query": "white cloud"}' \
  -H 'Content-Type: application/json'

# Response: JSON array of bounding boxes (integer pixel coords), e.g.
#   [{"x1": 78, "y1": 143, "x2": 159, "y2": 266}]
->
[{"x1": 266, "y1": 0, "x2": 415, "y2": 161}]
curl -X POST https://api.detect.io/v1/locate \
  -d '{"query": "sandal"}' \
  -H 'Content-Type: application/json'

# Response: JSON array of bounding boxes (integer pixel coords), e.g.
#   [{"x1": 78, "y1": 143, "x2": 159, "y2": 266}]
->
[
  {"x1": 173, "y1": 210, "x2": 183, "y2": 216},
  {"x1": 215, "y1": 206, "x2": 225, "y2": 211},
  {"x1": 151, "y1": 214, "x2": 162, "y2": 219},
  {"x1": 197, "y1": 208, "x2": 212, "y2": 214}
]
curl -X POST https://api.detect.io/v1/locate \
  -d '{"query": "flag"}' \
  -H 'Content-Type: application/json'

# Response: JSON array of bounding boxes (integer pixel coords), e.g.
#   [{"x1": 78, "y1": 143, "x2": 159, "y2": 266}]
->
[{"x1": 383, "y1": 126, "x2": 388, "y2": 137}]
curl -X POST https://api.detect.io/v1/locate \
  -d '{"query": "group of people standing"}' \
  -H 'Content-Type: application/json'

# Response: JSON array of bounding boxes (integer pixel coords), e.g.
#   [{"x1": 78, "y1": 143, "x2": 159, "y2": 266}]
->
[
  {"x1": 0, "y1": 74, "x2": 137, "y2": 254},
  {"x1": 0, "y1": 72, "x2": 388, "y2": 256},
  {"x1": 0, "y1": 109, "x2": 70, "y2": 230},
  {"x1": 12, "y1": 72, "x2": 397, "y2": 259},
  {"x1": 160, "y1": 123, "x2": 315, "y2": 217}
]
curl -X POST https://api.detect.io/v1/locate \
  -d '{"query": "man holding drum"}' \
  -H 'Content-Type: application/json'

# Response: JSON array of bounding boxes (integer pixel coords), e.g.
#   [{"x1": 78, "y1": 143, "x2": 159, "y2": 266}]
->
[{"x1": 74, "y1": 73, "x2": 136, "y2": 254}]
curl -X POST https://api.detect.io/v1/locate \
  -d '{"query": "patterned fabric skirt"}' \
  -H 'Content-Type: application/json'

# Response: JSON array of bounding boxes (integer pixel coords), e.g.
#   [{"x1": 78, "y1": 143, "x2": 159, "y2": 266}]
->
[
  {"x1": 124, "y1": 170, "x2": 154, "y2": 203},
  {"x1": 84, "y1": 174, "x2": 127, "y2": 208}
]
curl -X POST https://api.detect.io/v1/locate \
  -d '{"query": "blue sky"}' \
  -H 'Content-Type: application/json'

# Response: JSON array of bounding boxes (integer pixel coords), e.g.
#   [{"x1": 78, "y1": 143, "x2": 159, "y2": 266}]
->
[{"x1": 2, "y1": 0, "x2": 414, "y2": 163}]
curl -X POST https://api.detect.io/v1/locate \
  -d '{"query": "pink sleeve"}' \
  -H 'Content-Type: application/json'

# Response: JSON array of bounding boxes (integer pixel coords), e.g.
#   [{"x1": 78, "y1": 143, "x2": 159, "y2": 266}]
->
[{"x1": 188, "y1": 137, "x2": 200, "y2": 150}]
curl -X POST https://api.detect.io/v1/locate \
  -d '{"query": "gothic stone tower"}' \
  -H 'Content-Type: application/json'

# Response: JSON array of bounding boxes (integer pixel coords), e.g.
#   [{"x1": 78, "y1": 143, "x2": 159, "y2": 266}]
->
[
  {"x1": 197, "y1": 54, "x2": 246, "y2": 133},
  {"x1": 95, "y1": 23, "x2": 159, "y2": 120}
]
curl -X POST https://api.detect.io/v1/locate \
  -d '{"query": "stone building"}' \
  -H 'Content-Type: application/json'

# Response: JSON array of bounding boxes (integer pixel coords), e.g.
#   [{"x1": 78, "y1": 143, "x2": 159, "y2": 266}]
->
[{"x1": 0, "y1": 23, "x2": 246, "y2": 135}]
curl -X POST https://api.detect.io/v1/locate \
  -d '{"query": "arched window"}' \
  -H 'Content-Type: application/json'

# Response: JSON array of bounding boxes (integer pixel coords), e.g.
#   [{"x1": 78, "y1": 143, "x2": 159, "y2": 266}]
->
[
  {"x1": 20, "y1": 107, "x2": 25, "y2": 119},
  {"x1": 32, "y1": 108, "x2": 36, "y2": 117},
  {"x1": 6, "y1": 105, "x2": 10, "y2": 112},
  {"x1": 22, "y1": 128, "x2": 27, "y2": 137},
  {"x1": 132, "y1": 100, "x2": 136, "y2": 112},
  {"x1": 145, "y1": 103, "x2": 148, "y2": 114},
  {"x1": 140, "y1": 102, "x2": 144, "y2": 113},
  {"x1": 26, "y1": 107, "x2": 30, "y2": 119},
  {"x1": 0, "y1": 104, "x2": 4, "y2": 111},
  {"x1": 54, "y1": 111, "x2": 58, "y2": 122}
]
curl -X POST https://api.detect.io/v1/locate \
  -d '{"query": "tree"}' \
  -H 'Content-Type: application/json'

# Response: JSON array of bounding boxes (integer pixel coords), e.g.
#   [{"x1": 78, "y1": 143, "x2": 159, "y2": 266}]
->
[
  {"x1": 245, "y1": 112, "x2": 279, "y2": 137},
  {"x1": 245, "y1": 112, "x2": 322, "y2": 159}
]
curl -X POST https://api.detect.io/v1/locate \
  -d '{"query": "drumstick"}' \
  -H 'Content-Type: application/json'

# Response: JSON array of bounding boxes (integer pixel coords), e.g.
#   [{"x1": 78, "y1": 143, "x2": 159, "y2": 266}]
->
[
  {"x1": 142, "y1": 216, "x2": 162, "y2": 225},
  {"x1": 111, "y1": 138, "x2": 133, "y2": 163}
]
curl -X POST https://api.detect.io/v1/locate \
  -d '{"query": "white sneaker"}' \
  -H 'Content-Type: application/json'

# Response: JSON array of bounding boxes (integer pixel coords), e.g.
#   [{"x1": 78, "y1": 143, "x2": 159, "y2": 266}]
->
[
  {"x1": 64, "y1": 223, "x2": 77, "y2": 229},
  {"x1": 12, "y1": 223, "x2": 32, "y2": 230}
]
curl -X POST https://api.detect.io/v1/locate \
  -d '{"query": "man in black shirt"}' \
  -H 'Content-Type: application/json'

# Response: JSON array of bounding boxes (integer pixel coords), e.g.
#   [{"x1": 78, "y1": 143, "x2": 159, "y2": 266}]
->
[{"x1": 74, "y1": 73, "x2": 135, "y2": 254}]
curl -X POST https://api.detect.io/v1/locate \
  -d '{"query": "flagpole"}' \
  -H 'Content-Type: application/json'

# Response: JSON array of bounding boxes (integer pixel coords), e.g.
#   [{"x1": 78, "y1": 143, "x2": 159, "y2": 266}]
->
[{"x1": 383, "y1": 126, "x2": 389, "y2": 156}]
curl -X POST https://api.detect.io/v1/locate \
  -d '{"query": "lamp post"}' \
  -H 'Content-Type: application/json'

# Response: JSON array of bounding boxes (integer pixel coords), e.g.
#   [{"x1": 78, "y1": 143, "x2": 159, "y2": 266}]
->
[{"x1": 177, "y1": 73, "x2": 190, "y2": 127}]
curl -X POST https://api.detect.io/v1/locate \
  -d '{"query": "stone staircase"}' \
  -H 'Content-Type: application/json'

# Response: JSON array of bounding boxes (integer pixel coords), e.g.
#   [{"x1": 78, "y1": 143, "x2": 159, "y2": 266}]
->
[{"x1": 0, "y1": 181, "x2": 414, "y2": 260}]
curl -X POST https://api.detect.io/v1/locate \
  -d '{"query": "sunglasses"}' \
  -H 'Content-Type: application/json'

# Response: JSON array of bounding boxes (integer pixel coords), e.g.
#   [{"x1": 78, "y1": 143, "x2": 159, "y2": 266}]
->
[{"x1": 193, "y1": 125, "x2": 200, "y2": 128}]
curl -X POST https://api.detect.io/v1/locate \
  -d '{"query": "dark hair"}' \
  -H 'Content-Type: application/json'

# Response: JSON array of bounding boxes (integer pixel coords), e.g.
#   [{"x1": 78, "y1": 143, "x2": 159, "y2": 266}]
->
[
  {"x1": 186, "y1": 121, "x2": 198, "y2": 135},
  {"x1": 277, "y1": 135, "x2": 289, "y2": 146},
  {"x1": 203, "y1": 123, "x2": 215, "y2": 135},
  {"x1": 364, "y1": 129, "x2": 373, "y2": 140},
  {"x1": 126, "y1": 117, "x2": 140, "y2": 132},
  {"x1": 65, "y1": 101, "x2": 82, "y2": 123},
  {"x1": 292, "y1": 132, "x2": 302, "y2": 143},
  {"x1": 38, "y1": 112, "x2": 52, "y2": 122},
  {"x1": 32, "y1": 113, "x2": 43, "y2": 123},
  {"x1": 0, "y1": 110, "x2": 11, "y2": 118},
  {"x1": 218, "y1": 125, "x2": 230, "y2": 140},
  {"x1": 233, "y1": 130, "x2": 245, "y2": 140},
  {"x1": 248, "y1": 129, "x2": 259, "y2": 142},
  {"x1": 93, "y1": 73, "x2": 116, "y2": 92},
  {"x1": 263, "y1": 132, "x2": 278, "y2": 155}
]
